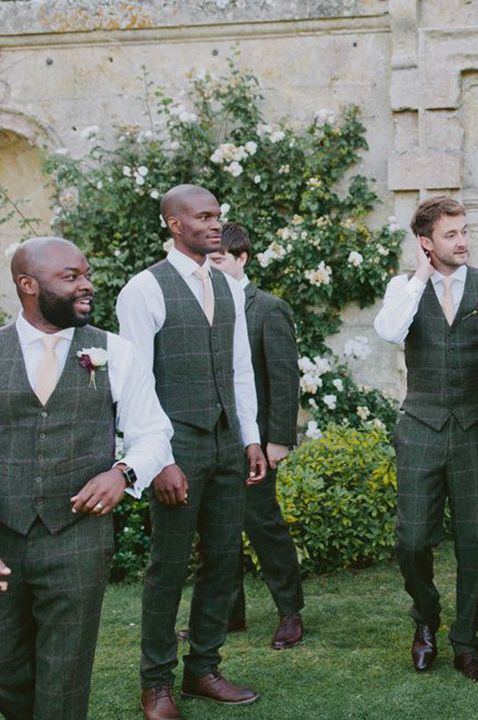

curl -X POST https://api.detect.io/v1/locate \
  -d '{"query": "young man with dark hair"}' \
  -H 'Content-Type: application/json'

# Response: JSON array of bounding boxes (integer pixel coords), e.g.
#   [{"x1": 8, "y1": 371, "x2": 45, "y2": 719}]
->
[
  {"x1": 375, "y1": 196, "x2": 478, "y2": 680},
  {"x1": 209, "y1": 222, "x2": 304, "y2": 650}
]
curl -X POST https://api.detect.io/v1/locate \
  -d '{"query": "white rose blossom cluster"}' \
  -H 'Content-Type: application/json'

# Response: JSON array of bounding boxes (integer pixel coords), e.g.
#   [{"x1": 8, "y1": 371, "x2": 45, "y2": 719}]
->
[
  {"x1": 123, "y1": 165, "x2": 149, "y2": 187},
  {"x1": 298, "y1": 355, "x2": 332, "y2": 395},
  {"x1": 344, "y1": 336, "x2": 371, "y2": 360},
  {"x1": 347, "y1": 250, "x2": 364, "y2": 267},
  {"x1": 305, "y1": 261, "x2": 332, "y2": 286},
  {"x1": 169, "y1": 103, "x2": 198, "y2": 124},
  {"x1": 257, "y1": 241, "x2": 287, "y2": 268},
  {"x1": 315, "y1": 109, "x2": 336, "y2": 126},
  {"x1": 210, "y1": 141, "x2": 257, "y2": 177},
  {"x1": 256, "y1": 124, "x2": 285, "y2": 143},
  {"x1": 356, "y1": 405, "x2": 371, "y2": 421},
  {"x1": 387, "y1": 215, "x2": 401, "y2": 232}
]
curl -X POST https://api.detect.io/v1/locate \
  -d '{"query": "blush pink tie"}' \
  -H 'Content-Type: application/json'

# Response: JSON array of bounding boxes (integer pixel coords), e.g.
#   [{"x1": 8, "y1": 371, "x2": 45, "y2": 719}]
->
[
  {"x1": 441, "y1": 276, "x2": 455, "y2": 326},
  {"x1": 194, "y1": 265, "x2": 215, "y2": 325},
  {"x1": 35, "y1": 335, "x2": 61, "y2": 405}
]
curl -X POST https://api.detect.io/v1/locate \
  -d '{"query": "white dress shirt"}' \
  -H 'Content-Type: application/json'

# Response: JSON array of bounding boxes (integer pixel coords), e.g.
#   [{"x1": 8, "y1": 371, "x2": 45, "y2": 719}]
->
[
  {"x1": 116, "y1": 246, "x2": 260, "y2": 447},
  {"x1": 15, "y1": 312, "x2": 175, "y2": 498},
  {"x1": 374, "y1": 265, "x2": 468, "y2": 344}
]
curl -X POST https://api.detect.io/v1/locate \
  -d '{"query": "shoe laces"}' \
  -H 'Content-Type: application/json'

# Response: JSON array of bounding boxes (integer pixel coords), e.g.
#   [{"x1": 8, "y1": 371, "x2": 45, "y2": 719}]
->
[{"x1": 152, "y1": 682, "x2": 173, "y2": 698}]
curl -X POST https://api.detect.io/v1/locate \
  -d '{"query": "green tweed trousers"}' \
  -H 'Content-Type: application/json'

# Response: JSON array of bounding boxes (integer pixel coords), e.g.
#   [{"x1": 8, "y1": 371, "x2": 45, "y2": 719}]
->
[
  {"x1": 395, "y1": 413, "x2": 478, "y2": 653},
  {"x1": 141, "y1": 415, "x2": 245, "y2": 686},
  {"x1": 0, "y1": 515, "x2": 114, "y2": 720},
  {"x1": 229, "y1": 464, "x2": 303, "y2": 623}
]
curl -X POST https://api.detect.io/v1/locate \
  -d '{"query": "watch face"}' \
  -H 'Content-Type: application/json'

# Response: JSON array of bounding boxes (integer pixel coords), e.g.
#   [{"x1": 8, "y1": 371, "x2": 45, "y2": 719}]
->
[{"x1": 124, "y1": 467, "x2": 137, "y2": 487}]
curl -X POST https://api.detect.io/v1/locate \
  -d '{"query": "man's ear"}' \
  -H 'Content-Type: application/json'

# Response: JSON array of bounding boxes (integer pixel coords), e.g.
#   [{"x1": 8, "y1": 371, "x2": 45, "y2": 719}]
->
[
  {"x1": 16, "y1": 274, "x2": 38, "y2": 296},
  {"x1": 418, "y1": 235, "x2": 433, "y2": 256},
  {"x1": 167, "y1": 215, "x2": 180, "y2": 236}
]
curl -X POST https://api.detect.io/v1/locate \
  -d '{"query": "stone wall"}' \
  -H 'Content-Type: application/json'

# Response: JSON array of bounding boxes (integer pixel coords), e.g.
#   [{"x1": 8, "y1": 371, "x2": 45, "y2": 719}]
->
[{"x1": 0, "y1": 0, "x2": 477, "y2": 400}]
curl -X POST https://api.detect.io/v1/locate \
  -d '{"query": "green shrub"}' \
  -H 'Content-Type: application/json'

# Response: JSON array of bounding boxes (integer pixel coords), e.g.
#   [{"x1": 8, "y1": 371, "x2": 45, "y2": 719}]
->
[{"x1": 274, "y1": 425, "x2": 397, "y2": 575}]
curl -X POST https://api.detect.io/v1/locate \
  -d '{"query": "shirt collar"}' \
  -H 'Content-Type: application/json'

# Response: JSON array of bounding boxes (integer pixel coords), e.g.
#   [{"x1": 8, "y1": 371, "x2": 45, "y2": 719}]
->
[
  {"x1": 239, "y1": 274, "x2": 250, "y2": 290},
  {"x1": 15, "y1": 312, "x2": 74, "y2": 347},
  {"x1": 167, "y1": 246, "x2": 211, "y2": 279},
  {"x1": 431, "y1": 265, "x2": 467, "y2": 286}
]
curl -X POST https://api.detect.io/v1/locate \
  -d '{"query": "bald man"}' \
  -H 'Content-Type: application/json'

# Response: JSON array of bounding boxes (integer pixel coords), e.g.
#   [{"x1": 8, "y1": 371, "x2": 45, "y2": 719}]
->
[
  {"x1": 117, "y1": 184, "x2": 266, "y2": 719},
  {"x1": 0, "y1": 237, "x2": 174, "y2": 720}
]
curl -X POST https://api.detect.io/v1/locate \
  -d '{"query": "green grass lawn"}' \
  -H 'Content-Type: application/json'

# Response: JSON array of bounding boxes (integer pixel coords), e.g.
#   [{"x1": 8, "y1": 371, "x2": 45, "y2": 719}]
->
[{"x1": 90, "y1": 541, "x2": 478, "y2": 719}]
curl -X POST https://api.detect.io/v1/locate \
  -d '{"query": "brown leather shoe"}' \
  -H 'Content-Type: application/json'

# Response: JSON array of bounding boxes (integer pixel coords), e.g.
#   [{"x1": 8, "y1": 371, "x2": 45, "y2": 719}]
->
[
  {"x1": 141, "y1": 685, "x2": 183, "y2": 720},
  {"x1": 181, "y1": 668, "x2": 259, "y2": 705},
  {"x1": 454, "y1": 652, "x2": 478, "y2": 681},
  {"x1": 411, "y1": 624, "x2": 437, "y2": 672},
  {"x1": 271, "y1": 613, "x2": 303, "y2": 650}
]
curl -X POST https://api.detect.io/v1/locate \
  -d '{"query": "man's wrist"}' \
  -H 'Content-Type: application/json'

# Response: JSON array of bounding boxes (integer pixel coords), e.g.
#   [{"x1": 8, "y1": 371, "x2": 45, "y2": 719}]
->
[{"x1": 115, "y1": 463, "x2": 137, "y2": 488}]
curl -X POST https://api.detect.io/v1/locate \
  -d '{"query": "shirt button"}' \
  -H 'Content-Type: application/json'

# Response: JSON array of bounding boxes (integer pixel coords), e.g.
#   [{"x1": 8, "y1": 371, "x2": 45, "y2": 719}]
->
[
  {"x1": 39, "y1": 433, "x2": 46, "y2": 439},
  {"x1": 35, "y1": 477, "x2": 42, "y2": 483},
  {"x1": 38, "y1": 455, "x2": 44, "y2": 462},
  {"x1": 41, "y1": 411, "x2": 48, "y2": 418},
  {"x1": 216, "y1": 402, "x2": 222, "y2": 408}
]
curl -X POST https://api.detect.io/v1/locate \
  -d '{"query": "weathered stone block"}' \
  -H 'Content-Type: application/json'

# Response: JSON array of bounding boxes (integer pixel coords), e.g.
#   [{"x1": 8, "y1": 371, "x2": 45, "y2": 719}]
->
[{"x1": 388, "y1": 150, "x2": 462, "y2": 190}]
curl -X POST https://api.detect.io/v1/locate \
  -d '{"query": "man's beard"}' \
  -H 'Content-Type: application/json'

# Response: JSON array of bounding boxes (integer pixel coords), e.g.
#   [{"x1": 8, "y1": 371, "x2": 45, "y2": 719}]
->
[{"x1": 38, "y1": 286, "x2": 94, "y2": 328}]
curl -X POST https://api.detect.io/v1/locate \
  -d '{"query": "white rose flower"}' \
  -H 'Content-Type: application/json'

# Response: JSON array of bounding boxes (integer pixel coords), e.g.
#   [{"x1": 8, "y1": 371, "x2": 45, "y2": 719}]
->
[
  {"x1": 163, "y1": 238, "x2": 174, "y2": 252},
  {"x1": 305, "y1": 261, "x2": 332, "y2": 286},
  {"x1": 356, "y1": 405, "x2": 371, "y2": 421},
  {"x1": 270, "y1": 130, "x2": 285, "y2": 143},
  {"x1": 220, "y1": 202, "x2": 231, "y2": 219},
  {"x1": 244, "y1": 141, "x2": 257, "y2": 155},
  {"x1": 332, "y1": 378, "x2": 344, "y2": 392},
  {"x1": 135, "y1": 175, "x2": 145, "y2": 186},
  {"x1": 225, "y1": 161, "x2": 243, "y2": 177},
  {"x1": 150, "y1": 190, "x2": 160, "y2": 200},
  {"x1": 323, "y1": 394, "x2": 337, "y2": 410},
  {"x1": 305, "y1": 420, "x2": 322, "y2": 440},
  {"x1": 96, "y1": 181, "x2": 103, "y2": 190},
  {"x1": 77, "y1": 347, "x2": 108, "y2": 367},
  {"x1": 137, "y1": 166, "x2": 149, "y2": 177},
  {"x1": 122, "y1": 166, "x2": 132, "y2": 177},
  {"x1": 254, "y1": 175, "x2": 261, "y2": 184},
  {"x1": 348, "y1": 250, "x2": 364, "y2": 267},
  {"x1": 54, "y1": 147, "x2": 70, "y2": 156}
]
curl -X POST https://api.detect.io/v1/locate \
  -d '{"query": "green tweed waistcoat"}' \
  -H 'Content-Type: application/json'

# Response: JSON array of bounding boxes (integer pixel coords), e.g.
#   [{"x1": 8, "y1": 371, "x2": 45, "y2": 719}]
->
[
  {"x1": 403, "y1": 266, "x2": 478, "y2": 430},
  {"x1": 149, "y1": 259, "x2": 236, "y2": 431},
  {"x1": 0, "y1": 324, "x2": 116, "y2": 535}
]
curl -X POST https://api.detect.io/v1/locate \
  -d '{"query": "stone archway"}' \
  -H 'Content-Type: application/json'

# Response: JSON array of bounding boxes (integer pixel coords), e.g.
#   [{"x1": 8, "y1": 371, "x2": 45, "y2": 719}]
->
[{"x1": 0, "y1": 120, "x2": 53, "y2": 320}]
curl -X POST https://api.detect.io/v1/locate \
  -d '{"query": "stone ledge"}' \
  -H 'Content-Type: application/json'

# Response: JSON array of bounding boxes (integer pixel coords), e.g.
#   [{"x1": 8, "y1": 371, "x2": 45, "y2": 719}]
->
[{"x1": 0, "y1": 0, "x2": 389, "y2": 36}]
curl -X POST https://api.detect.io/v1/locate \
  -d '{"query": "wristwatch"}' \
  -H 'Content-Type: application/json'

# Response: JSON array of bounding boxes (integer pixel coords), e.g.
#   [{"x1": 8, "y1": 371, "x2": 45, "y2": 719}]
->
[{"x1": 118, "y1": 464, "x2": 137, "y2": 488}]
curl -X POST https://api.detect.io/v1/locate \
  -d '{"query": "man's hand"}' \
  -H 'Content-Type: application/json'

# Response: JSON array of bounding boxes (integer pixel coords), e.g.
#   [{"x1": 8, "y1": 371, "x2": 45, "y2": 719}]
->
[
  {"x1": 0, "y1": 558, "x2": 11, "y2": 592},
  {"x1": 415, "y1": 239, "x2": 433, "y2": 283},
  {"x1": 153, "y1": 463, "x2": 189, "y2": 506},
  {"x1": 71, "y1": 467, "x2": 126, "y2": 516},
  {"x1": 266, "y1": 442, "x2": 290, "y2": 470},
  {"x1": 245, "y1": 443, "x2": 267, "y2": 485}
]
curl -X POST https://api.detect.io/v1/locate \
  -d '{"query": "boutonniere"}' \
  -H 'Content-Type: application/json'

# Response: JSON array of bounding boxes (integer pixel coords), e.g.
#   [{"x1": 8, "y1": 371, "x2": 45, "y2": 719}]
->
[
  {"x1": 77, "y1": 347, "x2": 108, "y2": 390},
  {"x1": 463, "y1": 306, "x2": 478, "y2": 321}
]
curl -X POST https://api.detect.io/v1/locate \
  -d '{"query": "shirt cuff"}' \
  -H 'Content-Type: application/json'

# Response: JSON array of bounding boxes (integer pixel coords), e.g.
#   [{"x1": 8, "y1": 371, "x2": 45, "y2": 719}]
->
[
  {"x1": 240, "y1": 424, "x2": 261, "y2": 447},
  {"x1": 114, "y1": 448, "x2": 176, "y2": 499}
]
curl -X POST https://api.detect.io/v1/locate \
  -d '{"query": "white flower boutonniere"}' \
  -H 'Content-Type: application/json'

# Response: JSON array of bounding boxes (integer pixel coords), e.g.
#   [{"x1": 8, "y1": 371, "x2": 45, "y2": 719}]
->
[{"x1": 77, "y1": 347, "x2": 108, "y2": 390}]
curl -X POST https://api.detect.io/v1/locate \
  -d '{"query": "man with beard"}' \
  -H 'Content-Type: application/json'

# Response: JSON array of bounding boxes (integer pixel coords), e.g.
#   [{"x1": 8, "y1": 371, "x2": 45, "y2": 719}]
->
[
  {"x1": 374, "y1": 197, "x2": 478, "y2": 680},
  {"x1": 0, "y1": 236, "x2": 174, "y2": 720},
  {"x1": 117, "y1": 184, "x2": 266, "y2": 720}
]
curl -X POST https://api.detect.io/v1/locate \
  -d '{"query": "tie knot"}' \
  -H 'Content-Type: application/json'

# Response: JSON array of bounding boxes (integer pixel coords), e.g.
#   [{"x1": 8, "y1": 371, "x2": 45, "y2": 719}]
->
[
  {"x1": 194, "y1": 265, "x2": 209, "y2": 281},
  {"x1": 442, "y1": 276, "x2": 453, "y2": 288},
  {"x1": 42, "y1": 335, "x2": 61, "y2": 350}
]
